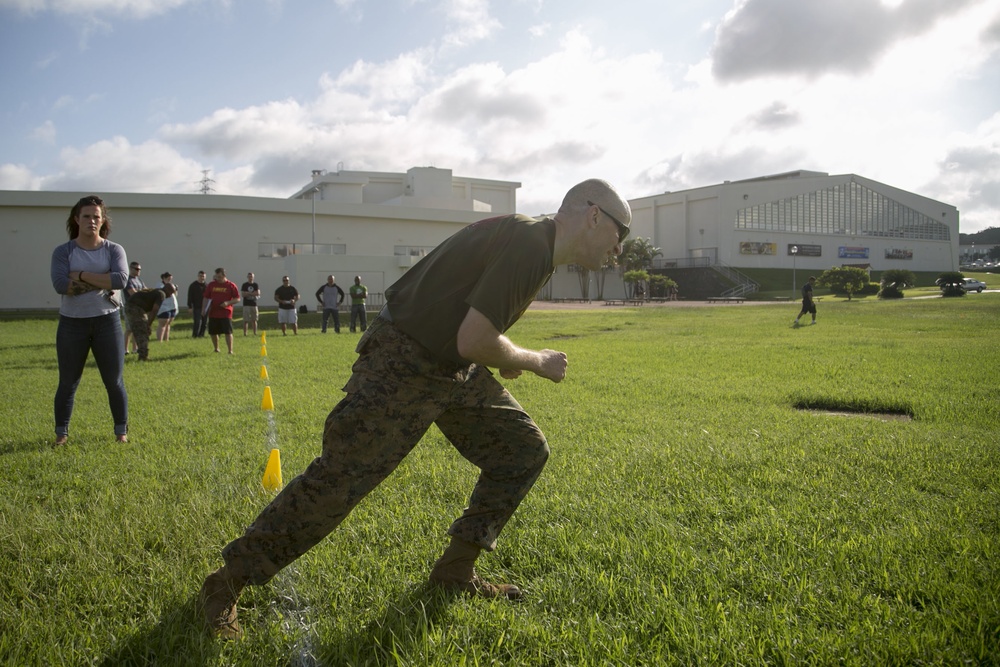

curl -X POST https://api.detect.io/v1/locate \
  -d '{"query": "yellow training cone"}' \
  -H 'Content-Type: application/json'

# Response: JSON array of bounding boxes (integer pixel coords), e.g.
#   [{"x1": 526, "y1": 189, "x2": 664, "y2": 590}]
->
[
  {"x1": 261, "y1": 332, "x2": 267, "y2": 344},
  {"x1": 260, "y1": 364, "x2": 269, "y2": 380},
  {"x1": 262, "y1": 448, "x2": 282, "y2": 491},
  {"x1": 261, "y1": 386, "x2": 275, "y2": 411},
  {"x1": 260, "y1": 345, "x2": 267, "y2": 357}
]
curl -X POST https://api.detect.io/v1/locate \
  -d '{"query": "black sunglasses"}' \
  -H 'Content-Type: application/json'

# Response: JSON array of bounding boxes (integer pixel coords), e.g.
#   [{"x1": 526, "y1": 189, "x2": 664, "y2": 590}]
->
[
  {"x1": 588, "y1": 200, "x2": 629, "y2": 243},
  {"x1": 78, "y1": 195, "x2": 104, "y2": 206}
]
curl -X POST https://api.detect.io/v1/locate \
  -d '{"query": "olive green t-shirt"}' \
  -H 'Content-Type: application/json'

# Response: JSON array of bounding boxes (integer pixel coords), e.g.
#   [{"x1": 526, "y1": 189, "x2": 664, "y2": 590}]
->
[
  {"x1": 385, "y1": 214, "x2": 555, "y2": 366},
  {"x1": 128, "y1": 288, "x2": 166, "y2": 315}
]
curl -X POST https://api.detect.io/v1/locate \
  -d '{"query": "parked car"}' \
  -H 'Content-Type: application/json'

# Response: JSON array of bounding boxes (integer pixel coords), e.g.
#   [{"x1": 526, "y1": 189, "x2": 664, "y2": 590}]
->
[{"x1": 962, "y1": 278, "x2": 987, "y2": 293}]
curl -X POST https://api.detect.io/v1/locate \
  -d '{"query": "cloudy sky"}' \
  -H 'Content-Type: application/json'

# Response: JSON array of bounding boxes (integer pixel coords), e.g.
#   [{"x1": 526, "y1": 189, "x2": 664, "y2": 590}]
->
[{"x1": 1, "y1": 0, "x2": 998, "y2": 232}]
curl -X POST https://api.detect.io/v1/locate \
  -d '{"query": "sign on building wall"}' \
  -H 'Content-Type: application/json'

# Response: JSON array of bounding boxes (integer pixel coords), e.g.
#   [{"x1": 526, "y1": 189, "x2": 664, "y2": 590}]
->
[
  {"x1": 740, "y1": 242, "x2": 777, "y2": 255},
  {"x1": 885, "y1": 248, "x2": 913, "y2": 260},
  {"x1": 838, "y1": 246, "x2": 870, "y2": 259},
  {"x1": 788, "y1": 244, "x2": 822, "y2": 257}
]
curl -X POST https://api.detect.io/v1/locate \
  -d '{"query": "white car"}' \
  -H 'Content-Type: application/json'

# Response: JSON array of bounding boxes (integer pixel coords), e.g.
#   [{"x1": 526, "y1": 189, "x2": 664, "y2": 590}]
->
[{"x1": 962, "y1": 278, "x2": 987, "y2": 293}]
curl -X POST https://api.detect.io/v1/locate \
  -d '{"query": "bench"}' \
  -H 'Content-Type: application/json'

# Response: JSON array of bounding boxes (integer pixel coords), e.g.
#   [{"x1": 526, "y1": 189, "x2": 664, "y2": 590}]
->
[
  {"x1": 604, "y1": 299, "x2": 645, "y2": 306},
  {"x1": 707, "y1": 296, "x2": 745, "y2": 304}
]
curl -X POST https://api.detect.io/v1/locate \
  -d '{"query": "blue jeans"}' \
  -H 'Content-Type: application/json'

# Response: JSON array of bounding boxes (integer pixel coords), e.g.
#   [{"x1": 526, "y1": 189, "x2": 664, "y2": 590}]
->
[
  {"x1": 322, "y1": 308, "x2": 341, "y2": 333},
  {"x1": 55, "y1": 313, "x2": 128, "y2": 437}
]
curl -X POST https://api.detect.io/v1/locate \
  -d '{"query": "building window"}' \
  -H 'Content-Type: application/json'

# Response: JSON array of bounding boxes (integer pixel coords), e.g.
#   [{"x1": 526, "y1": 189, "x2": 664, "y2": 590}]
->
[
  {"x1": 258, "y1": 243, "x2": 347, "y2": 258},
  {"x1": 734, "y1": 181, "x2": 950, "y2": 241},
  {"x1": 394, "y1": 246, "x2": 437, "y2": 257}
]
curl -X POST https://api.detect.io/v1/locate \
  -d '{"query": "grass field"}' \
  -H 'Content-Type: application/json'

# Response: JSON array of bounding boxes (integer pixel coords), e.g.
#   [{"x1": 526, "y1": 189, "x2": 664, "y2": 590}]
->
[{"x1": 1, "y1": 296, "x2": 998, "y2": 665}]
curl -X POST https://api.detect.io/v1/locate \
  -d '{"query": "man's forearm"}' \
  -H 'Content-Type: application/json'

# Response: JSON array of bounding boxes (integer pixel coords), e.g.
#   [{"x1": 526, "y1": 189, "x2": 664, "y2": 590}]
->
[{"x1": 456, "y1": 307, "x2": 567, "y2": 382}]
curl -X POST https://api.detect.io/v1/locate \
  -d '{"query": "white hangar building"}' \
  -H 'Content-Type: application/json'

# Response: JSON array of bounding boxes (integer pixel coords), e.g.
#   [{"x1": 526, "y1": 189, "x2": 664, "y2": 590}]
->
[
  {"x1": 2, "y1": 167, "x2": 960, "y2": 311},
  {"x1": 629, "y1": 170, "x2": 959, "y2": 274}
]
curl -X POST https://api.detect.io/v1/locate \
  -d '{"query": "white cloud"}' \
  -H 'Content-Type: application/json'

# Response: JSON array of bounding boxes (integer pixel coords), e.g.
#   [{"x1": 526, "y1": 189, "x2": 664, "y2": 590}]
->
[
  {"x1": 928, "y1": 112, "x2": 1000, "y2": 232},
  {"x1": 711, "y1": 0, "x2": 980, "y2": 81},
  {"x1": 0, "y1": 163, "x2": 41, "y2": 190},
  {"x1": 30, "y1": 120, "x2": 57, "y2": 144},
  {"x1": 438, "y1": 0, "x2": 502, "y2": 50},
  {"x1": 44, "y1": 136, "x2": 206, "y2": 193},
  {"x1": 528, "y1": 22, "x2": 549, "y2": 38}
]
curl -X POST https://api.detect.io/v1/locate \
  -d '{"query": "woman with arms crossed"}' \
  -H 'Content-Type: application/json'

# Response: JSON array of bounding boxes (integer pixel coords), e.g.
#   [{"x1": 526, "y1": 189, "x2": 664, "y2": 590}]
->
[{"x1": 49, "y1": 195, "x2": 130, "y2": 446}]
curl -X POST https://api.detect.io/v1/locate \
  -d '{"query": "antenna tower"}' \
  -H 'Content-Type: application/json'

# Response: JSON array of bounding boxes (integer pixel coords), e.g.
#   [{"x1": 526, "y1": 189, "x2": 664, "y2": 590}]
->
[{"x1": 198, "y1": 170, "x2": 216, "y2": 194}]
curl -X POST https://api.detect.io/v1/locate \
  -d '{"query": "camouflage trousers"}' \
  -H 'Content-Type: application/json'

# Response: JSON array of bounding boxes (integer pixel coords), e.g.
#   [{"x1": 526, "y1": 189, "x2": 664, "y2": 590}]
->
[
  {"x1": 222, "y1": 316, "x2": 550, "y2": 585},
  {"x1": 123, "y1": 304, "x2": 152, "y2": 360}
]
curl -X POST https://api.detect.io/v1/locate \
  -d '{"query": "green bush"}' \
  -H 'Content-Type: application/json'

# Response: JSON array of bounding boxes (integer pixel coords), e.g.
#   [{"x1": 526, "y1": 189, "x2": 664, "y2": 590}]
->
[
  {"x1": 936, "y1": 271, "x2": 966, "y2": 298},
  {"x1": 878, "y1": 268, "x2": 917, "y2": 299}
]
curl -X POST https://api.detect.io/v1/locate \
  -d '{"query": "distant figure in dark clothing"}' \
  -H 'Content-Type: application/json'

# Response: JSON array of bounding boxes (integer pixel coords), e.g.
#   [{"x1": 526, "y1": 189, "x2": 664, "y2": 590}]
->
[
  {"x1": 794, "y1": 276, "x2": 817, "y2": 326},
  {"x1": 188, "y1": 270, "x2": 207, "y2": 337}
]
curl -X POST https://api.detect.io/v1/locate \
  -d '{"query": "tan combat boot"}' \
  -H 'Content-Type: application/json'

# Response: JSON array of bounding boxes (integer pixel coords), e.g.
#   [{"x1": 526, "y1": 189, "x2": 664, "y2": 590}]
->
[
  {"x1": 198, "y1": 566, "x2": 247, "y2": 640},
  {"x1": 429, "y1": 536, "x2": 523, "y2": 600}
]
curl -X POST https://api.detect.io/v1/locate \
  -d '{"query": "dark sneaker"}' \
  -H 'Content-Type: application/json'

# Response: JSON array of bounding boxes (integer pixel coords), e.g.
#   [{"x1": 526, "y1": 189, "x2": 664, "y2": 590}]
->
[
  {"x1": 430, "y1": 571, "x2": 522, "y2": 600},
  {"x1": 198, "y1": 567, "x2": 245, "y2": 640}
]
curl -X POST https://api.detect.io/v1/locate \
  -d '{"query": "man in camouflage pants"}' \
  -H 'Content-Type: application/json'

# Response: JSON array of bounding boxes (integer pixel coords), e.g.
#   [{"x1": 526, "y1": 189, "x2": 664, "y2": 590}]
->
[
  {"x1": 122, "y1": 285, "x2": 169, "y2": 361},
  {"x1": 200, "y1": 179, "x2": 633, "y2": 639}
]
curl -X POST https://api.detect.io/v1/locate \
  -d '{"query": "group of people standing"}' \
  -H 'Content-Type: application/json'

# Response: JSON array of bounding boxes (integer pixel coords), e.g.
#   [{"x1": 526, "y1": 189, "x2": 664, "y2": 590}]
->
[
  {"x1": 121, "y1": 264, "x2": 179, "y2": 360},
  {"x1": 314, "y1": 274, "x2": 368, "y2": 334},
  {"x1": 48, "y1": 192, "x2": 376, "y2": 446}
]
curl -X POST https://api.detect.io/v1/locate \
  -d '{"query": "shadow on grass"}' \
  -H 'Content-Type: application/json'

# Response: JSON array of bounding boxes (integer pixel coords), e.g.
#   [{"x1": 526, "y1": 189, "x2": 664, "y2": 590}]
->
[
  {"x1": 313, "y1": 582, "x2": 460, "y2": 664},
  {"x1": 96, "y1": 595, "x2": 222, "y2": 667}
]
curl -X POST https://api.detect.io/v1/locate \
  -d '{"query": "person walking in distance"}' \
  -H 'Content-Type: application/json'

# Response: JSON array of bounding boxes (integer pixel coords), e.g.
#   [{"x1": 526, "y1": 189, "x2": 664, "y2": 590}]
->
[
  {"x1": 199, "y1": 179, "x2": 632, "y2": 640},
  {"x1": 274, "y1": 276, "x2": 300, "y2": 335},
  {"x1": 316, "y1": 274, "x2": 345, "y2": 334},
  {"x1": 794, "y1": 276, "x2": 818, "y2": 326},
  {"x1": 349, "y1": 275, "x2": 368, "y2": 333},
  {"x1": 240, "y1": 272, "x2": 260, "y2": 336},
  {"x1": 187, "y1": 270, "x2": 207, "y2": 338}
]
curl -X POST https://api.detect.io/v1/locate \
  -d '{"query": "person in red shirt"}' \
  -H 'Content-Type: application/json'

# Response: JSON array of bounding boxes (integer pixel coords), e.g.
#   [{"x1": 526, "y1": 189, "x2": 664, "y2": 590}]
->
[{"x1": 202, "y1": 267, "x2": 241, "y2": 354}]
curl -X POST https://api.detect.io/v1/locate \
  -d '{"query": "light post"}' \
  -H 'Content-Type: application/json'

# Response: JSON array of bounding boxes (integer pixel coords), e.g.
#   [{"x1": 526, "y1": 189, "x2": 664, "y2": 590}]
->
[{"x1": 791, "y1": 245, "x2": 798, "y2": 297}]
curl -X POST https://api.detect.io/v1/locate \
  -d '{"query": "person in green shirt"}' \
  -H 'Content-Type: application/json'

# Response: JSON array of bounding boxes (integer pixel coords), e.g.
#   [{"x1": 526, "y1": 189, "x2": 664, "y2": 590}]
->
[
  {"x1": 348, "y1": 275, "x2": 368, "y2": 332},
  {"x1": 199, "y1": 179, "x2": 632, "y2": 640}
]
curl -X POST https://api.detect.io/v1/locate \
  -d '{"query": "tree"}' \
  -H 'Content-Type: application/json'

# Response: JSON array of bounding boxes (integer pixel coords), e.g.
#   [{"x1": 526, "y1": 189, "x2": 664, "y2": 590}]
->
[
  {"x1": 935, "y1": 271, "x2": 966, "y2": 297},
  {"x1": 624, "y1": 270, "x2": 649, "y2": 299},
  {"x1": 878, "y1": 268, "x2": 916, "y2": 299},
  {"x1": 989, "y1": 246, "x2": 1000, "y2": 261},
  {"x1": 817, "y1": 267, "x2": 869, "y2": 300},
  {"x1": 619, "y1": 238, "x2": 661, "y2": 298},
  {"x1": 649, "y1": 274, "x2": 676, "y2": 298},
  {"x1": 594, "y1": 255, "x2": 616, "y2": 300}
]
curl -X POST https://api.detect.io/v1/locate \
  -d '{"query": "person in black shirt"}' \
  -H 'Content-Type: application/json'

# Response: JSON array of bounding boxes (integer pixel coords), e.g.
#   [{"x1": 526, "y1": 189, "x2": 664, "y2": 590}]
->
[
  {"x1": 794, "y1": 276, "x2": 817, "y2": 326},
  {"x1": 187, "y1": 271, "x2": 207, "y2": 337},
  {"x1": 240, "y1": 272, "x2": 261, "y2": 336}
]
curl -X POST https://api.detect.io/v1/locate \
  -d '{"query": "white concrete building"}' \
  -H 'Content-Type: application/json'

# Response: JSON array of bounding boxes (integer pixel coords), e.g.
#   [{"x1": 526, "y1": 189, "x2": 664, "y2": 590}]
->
[
  {"x1": 3, "y1": 167, "x2": 521, "y2": 311},
  {"x1": 631, "y1": 170, "x2": 959, "y2": 273},
  {"x1": 2, "y1": 167, "x2": 961, "y2": 310}
]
